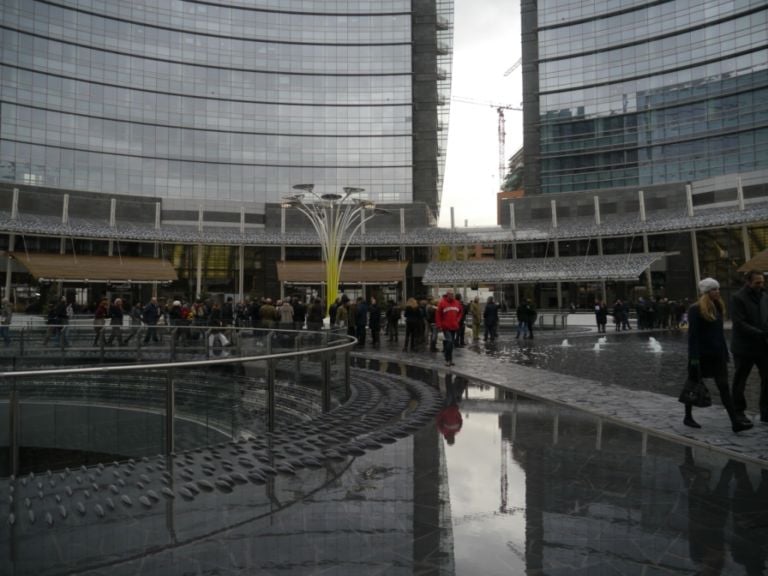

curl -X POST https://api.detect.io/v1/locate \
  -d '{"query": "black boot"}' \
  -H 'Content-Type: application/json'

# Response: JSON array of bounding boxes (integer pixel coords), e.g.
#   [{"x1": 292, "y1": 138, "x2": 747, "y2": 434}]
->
[
  {"x1": 732, "y1": 419, "x2": 754, "y2": 433},
  {"x1": 683, "y1": 404, "x2": 701, "y2": 428}
]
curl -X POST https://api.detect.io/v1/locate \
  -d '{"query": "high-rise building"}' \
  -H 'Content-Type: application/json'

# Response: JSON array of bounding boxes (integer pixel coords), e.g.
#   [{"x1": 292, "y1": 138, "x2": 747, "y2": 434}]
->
[
  {"x1": 0, "y1": 0, "x2": 453, "y2": 215},
  {"x1": 522, "y1": 0, "x2": 768, "y2": 196}
]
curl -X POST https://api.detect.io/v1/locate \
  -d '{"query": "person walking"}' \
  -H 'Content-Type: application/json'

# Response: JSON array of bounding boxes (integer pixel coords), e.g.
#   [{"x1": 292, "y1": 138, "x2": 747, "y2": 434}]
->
[
  {"x1": 469, "y1": 296, "x2": 482, "y2": 343},
  {"x1": 730, "y1": 270, "x2": 768, "y2": 424},
  {"x1": 105, "y1": 297, "x2": 125, "y2": 345},
  {"x1": 515, "y1": 300, "x2": 528, "y2": 339},
  {"x1": 524, "y1": 298, "x2": 537, "y2": 339},
  {"x1": 142, "y1": 297, "x2": 161, "y2": 344},
  {"x1": 386, "y1": 300, "x2": 401, "y2": 343},
  {"x1": 402, "y1": 297, "x2": 422, "y2": 352},
  {"x1": 455, "y1": 293, "x2": 467, "y2": 347},
  {"x1": 435, "y1": 289, "x2": 462, "y2": 367},
  {"x1": 368, "y1": 296, "x2": 381, "y2": 346},
  {"x1": 594, "y1": 299, "x2": 608, "y2": 333},
  {"x1": 483, "y1": 296, "x2": 499, "y2": 342},
  {"x1": 426, "y1": 298, "x2": 438, "y2": 352},
  {"x1": 336, "y1": 295, "x2": 349, "y2": 330},
  {"x1": 50, "y1": 297, "x2": 70, "y2": 347},
  {"x1": 354, "y1": 296, "x2": 368, "y2": 346},
  {"x1": 306, "y1": 297, "x2": 324, "y2": 331},
  {"x1": 684, "y1": 277, "x2": 753, "y2": 433},
  {"x1": 93, "y1": 299, "x2": 109, "y2": 345},
  {"x1": 123, "y1": 301, "x2": 143, "y2": 344},
  {"x1": 0, "y1": 298, "x2": 12, "y2": 347},
  {"x1": 278, "y1": 298, "x2": 294, "y2": 330}
]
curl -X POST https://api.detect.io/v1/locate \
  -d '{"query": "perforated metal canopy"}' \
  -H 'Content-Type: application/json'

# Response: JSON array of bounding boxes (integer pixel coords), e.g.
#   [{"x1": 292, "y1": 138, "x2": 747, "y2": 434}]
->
[{"x1": 422, "y1": 253, "x2": 666, "y2": 284}]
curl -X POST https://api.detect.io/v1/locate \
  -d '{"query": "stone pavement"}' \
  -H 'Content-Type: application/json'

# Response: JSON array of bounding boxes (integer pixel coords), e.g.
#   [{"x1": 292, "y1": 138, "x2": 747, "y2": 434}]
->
[{"x1": 354, "y1": 335, "x2": 768, "y2": 467}]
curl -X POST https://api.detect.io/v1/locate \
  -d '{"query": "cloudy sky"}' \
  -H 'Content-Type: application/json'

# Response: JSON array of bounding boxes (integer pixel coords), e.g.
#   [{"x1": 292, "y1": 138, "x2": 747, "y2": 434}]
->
[{"x1": 438, "y1": 0, "x2": 523, "y2": 228}]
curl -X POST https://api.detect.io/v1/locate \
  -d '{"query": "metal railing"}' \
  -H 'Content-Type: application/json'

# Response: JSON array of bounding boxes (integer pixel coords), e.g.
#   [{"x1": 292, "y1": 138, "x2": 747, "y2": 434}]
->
[{"x1": 0, "y1": 326, "x2": 356, "y2": 477}]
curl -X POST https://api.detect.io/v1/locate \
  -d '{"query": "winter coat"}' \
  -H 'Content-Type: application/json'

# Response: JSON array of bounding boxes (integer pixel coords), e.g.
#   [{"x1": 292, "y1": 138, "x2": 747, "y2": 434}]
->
[
  {"x1": 436, "y1": 296, "x2": 463, "y2": 331},
  {"x1": 730, "y1": 285, "x2": 768, "y2": 357}
]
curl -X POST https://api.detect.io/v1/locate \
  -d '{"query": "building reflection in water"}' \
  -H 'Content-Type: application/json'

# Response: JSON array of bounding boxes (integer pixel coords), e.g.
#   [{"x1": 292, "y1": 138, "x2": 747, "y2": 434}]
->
[
  {"x1": 3, "y1": 367, "x2": 768, "y2": 575},
  {"x1": 442, "y1": 383, "x2": 768, "y2": 575}
]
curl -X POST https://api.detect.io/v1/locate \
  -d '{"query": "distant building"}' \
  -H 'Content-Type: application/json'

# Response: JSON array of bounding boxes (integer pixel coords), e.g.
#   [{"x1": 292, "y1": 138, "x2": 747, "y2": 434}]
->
[
  {"x1": 521, "y1": 0, "x2": 768, "y2": 196},
  {"x1": 0, "y1": 0, "x2": 454, "y2": 303}
]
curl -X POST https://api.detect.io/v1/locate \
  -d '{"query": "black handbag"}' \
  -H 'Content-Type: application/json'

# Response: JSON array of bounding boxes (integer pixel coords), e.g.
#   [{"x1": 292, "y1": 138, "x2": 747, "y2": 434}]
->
[{"x1": 678, "y1": 373, "x2": 712, "y2": 408}]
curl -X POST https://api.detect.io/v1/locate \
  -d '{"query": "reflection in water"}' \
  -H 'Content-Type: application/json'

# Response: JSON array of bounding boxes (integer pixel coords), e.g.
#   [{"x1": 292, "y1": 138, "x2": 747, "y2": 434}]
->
[
  {"x1": 445, "y1": 383, "x2": 768, "y2": 575},
  {"x1": 680, "y1": 449, "x2": 768, "y2": 576},
  {"x1": 5, "y1": 362, "x2": 768, "y2": 575},
  {"x1": 436, "y1": 374, "x2": 467, "y2": 445}
]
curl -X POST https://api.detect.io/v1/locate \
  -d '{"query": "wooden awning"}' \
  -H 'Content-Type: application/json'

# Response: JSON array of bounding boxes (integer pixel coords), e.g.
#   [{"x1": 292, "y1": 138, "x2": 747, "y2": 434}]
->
[
  {"x1": 11, "y1": 253, "x2": 178, "y2": 283},
  {"x1": 738, "y1": 249, "x2": 768, "y2": 273},
  {"x1": 277, "y1": 260, "x2": 408, "y2": 283}
]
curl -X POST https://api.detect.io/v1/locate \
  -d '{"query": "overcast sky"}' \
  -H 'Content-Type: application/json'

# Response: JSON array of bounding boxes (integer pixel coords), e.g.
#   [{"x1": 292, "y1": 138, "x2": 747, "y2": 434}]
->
[{"x1": 438, "y1": 0, "x2": 523, "y2": 228}]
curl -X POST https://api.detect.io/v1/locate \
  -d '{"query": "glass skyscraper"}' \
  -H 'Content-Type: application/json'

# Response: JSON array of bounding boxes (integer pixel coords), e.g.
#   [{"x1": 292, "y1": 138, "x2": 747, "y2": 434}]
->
[
  {"x1": 522, "y1": 0, "x2": 768, "y2": 195},
  {"x1": 0, "y1": 0, "x2": 452, "y2": 214}
]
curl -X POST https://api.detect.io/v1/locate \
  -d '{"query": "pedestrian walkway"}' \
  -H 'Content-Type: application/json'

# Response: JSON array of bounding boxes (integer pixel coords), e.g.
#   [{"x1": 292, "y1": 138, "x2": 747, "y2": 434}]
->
[{"x1": 355, "y1": 337, "x2": 768, "y2": 466}]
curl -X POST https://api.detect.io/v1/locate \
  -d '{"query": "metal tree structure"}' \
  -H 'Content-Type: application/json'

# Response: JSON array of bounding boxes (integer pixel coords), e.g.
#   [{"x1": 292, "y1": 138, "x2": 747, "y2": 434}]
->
[{"x1": 282, "y1": 184, "x2": 385, "y2": 316}]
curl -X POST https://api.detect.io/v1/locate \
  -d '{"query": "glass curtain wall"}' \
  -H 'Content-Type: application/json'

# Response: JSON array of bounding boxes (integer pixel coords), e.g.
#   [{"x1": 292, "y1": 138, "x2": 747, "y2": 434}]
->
[
  {"x1": 529, "y1": 0, "x2": 768, "y2": 195},
  {"x1": 0, "y1": 0, "x2": 420, "y2": 204}
]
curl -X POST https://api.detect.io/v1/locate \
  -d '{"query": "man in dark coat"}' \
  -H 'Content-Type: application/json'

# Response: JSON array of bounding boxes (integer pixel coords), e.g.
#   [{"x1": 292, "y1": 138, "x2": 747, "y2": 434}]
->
[
  {"x1": 730, "y1": 270, "x2": 768, "y2": 423},
  {"x1": 354, "y1": 296, "x2": 368, "y2": 346},
  {"x1": 105, "y1": 297, "x2": 125, "y2": 345},
  {"x1": 368, "y1": 297, "x2": 381, "y2": 346},
  {"x1": 142, "y1": 297, "x2": 161, "y2": 344}
]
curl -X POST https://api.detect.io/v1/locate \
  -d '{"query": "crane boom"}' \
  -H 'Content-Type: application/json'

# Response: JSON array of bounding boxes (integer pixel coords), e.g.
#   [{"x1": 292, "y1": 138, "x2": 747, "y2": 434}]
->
[
  {"x1": 450, "y1": 96, "x2": 523, "y2": 188},
  {"x1": 503, "y1": 57, "x2": 522, "y2": 77}
]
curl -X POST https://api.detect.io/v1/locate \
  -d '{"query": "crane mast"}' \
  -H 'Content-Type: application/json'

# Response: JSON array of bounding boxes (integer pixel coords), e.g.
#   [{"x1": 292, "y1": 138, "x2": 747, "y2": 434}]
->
[{"x1": 451, "y1": 58, "x2": 523, "y2": 190}]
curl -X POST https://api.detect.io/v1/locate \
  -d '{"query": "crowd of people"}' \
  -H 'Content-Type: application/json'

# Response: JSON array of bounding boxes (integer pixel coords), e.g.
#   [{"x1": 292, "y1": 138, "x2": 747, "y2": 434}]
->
[
  {"x1": 33, "y1": 292, "x2": 501, "y2": 353},
  {"x1": 593, "y1": 296, "x2": 691, "y2": 333},
  {"x1": 328, "y1": 292, "x2": 500, "y2": 364}
]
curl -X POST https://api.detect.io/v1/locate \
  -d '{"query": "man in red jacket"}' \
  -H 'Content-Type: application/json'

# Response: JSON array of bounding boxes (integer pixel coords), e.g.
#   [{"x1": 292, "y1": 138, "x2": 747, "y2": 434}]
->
[{"x1": 435, "y1": 289, "x2": 463, "y2": 367}]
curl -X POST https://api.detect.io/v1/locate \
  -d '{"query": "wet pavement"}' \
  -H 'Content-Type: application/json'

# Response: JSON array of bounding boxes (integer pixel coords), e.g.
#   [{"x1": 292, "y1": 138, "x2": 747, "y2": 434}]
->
[
  {"x1": 3, "y1": 320, "x2": 768, "y2": 575},
  {"x1": 357, "y1": 323, "x2": 768, "y2": 466}
]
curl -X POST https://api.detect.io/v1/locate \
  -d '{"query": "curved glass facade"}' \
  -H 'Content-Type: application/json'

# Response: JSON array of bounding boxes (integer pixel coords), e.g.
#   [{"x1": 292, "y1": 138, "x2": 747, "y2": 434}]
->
[
  {"x1": 0, "y1": 0, "x2": 451, "y2": 209},
  {"x1": 526, "y1": 0, "x2": 768, "y2": 194}
]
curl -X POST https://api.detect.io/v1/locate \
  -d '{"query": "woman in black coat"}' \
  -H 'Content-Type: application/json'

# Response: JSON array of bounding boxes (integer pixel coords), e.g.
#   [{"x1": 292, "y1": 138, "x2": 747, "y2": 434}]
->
[{"x1": 685, "y1": 278, "x2": 753, "y2": 433}]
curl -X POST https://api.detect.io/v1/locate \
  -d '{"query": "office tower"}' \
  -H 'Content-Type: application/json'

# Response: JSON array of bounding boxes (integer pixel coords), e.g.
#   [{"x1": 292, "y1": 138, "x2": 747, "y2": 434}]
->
[{"x1": 522, "y1": 0, "x2": 768, "y2": 195}]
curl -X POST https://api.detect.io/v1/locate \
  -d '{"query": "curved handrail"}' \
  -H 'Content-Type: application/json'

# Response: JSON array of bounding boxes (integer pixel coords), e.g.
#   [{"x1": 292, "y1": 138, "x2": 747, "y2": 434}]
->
[
  {"x1": 1, "y1": 328, "x2": 357, "y2": 476},
  {"x1": 0, "y1": 328, "x2": 357, "y2": 378}
]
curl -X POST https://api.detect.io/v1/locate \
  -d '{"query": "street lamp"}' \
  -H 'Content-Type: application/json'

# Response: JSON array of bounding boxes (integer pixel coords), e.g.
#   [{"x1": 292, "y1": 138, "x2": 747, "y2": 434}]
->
[{"x1": 282, "y1": 184, "x2": 386, "y2": 317}]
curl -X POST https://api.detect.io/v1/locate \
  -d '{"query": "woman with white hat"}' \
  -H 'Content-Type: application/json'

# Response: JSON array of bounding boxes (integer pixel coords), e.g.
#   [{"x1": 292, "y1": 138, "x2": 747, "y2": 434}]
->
[{"x1": 685, "y1": 277, "x2": 753, "y2": 433}]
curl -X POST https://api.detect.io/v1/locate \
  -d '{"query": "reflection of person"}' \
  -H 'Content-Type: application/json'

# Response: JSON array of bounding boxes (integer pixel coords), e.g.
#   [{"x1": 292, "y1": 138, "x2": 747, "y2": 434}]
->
[
  {"x1": 729, "y1": 460, "x2": 768, "y2": 575},
  {"x1": 684, "y1": 278, "x2": 752, "y2": 433},
  {"x1": 680, "y1": 449, "x2": 768, "y2": 576},
  {"x1": 729, "y1": 270, "x2": 768, "y2": 424},
  {"x1": 679, "y1": 447, "x2": 728, "y2": 575},
  {"x1": 436, "y1": 374, "x2": 467, "y2": 445}
]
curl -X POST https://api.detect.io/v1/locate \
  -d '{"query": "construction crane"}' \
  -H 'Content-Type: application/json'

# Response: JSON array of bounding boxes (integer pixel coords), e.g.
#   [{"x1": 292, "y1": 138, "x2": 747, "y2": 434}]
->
[
  {"x1": 451, "y1": 96, "x2": 523, "y2": 186},
  {"x1": 503, "y1": 57, "x2": 522, "y2": 77}
]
